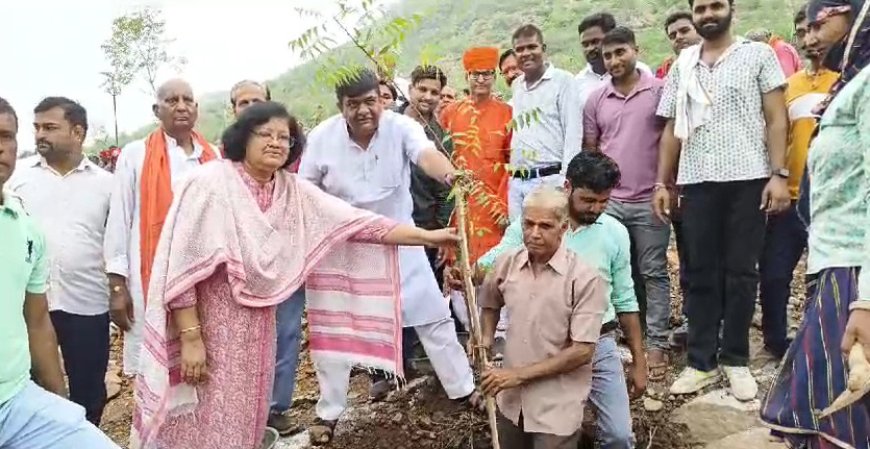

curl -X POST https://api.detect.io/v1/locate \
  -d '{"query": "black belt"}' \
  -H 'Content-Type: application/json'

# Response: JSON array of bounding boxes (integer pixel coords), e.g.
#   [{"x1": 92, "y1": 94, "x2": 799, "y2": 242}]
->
[
  {"x1": 511, "y1": 164, "x2": 561, "y2": 180},
  {"x1": 600, "y1": 320, "x2": 618, "y2": 334}
]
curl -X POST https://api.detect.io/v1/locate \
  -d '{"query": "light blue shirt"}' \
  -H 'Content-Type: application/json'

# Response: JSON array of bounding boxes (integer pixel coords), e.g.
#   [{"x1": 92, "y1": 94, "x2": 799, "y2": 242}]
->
[{"x1": 478, "y1": 213, "x2": 638, "y2": 324}]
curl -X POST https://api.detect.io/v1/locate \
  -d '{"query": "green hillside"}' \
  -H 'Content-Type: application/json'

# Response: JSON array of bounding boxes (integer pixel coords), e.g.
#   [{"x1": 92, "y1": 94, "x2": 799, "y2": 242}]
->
[{"x1": 105, "y1": 0, "x2": 800, "y2": 148}]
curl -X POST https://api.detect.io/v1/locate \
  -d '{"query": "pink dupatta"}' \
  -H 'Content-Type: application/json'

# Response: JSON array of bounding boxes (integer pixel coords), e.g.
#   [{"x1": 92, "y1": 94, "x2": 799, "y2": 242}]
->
[{"x1": 131, "y1": 161, "x2": 401, "y2": 447}]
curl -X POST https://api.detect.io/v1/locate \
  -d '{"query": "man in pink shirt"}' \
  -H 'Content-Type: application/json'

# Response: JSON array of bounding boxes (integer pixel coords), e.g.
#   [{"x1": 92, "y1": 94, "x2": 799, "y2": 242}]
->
[
  {"x1": 747, "y1": 29, "x2": 802, "y2": 77},
  {"x1": 582, "y1": 26, "x2": 672, "y2": 382}
]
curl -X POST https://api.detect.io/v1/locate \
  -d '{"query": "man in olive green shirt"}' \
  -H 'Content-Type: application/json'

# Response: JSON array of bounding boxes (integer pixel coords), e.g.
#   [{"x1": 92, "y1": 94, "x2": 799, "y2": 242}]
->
[{"x1": 0, "y1": 97, "x2": 117, "y2": 448}]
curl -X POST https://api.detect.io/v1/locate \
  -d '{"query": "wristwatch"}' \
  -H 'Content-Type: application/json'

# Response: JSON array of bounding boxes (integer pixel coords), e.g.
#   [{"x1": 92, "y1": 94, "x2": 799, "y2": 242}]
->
[{"x1": 772, "y1": 168, "x2": 790, "y2": 179}]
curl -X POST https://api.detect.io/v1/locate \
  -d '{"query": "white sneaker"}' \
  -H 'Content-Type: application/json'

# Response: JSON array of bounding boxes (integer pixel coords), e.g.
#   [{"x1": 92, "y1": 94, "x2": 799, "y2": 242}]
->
[
  {"x1": 722, "y1": 365, "x2": 758, "y2": 401},
  {"x1": 670, "y1": 367, "x2": 721, "y2": 395}
]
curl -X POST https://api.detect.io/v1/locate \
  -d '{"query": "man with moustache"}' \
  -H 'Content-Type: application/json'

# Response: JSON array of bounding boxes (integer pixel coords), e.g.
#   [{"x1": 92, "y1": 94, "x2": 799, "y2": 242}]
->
[
  {"x1": 757, "y1": 6, "x2": 839, "y2": 362},
  {"x1": 576, "y1": 12, "x2": 652, "y2": 107},
  {"x1": 653, "y1": 0, "x2": 790, "y2": 401},
  {"x1": 452, "y1": 151, "x2": 645, "y2": 449},
  {"x1": 404, "y1": 65, "x2": 453, "y2": 244},
  {"x1": 508, "y1": 24, "x2": 583, "y2": 221},
  {"x1": 583, "y1": 27, "x2": 671, "y2": 384},
  {"x1": 0, "y1": 97, "x2": 119, "y2": 449},
  {"x1": 440, "y1": 47, "x2": 513, "y2": 352},
  {"x1": 299, "y1": 69, "x2": 478, "y2": 444},
  {"x1": 499, "y1": 49, "x2": 523, "y2": 88},
  {"x1": 657, "y1": 12, "x2": 702, "y2": 79},
  {"x1": 437, "y1": 85, "x2": 457, "y2": 118},
  {"x1": 104, "y1": 78, "x2": 219, "y2": 377},
  {"x1": 365, "y1": 65, "x2": 454, "y2": 402},
  {"x1": 477, "y1": 185, "x2": 607, "y2": 449},
  {"x1": 7, "y1": 97, "x2": 113, "y2": 426},
  {"x1": 230, "y1": 80, "x2": 271, "y2": 116}
]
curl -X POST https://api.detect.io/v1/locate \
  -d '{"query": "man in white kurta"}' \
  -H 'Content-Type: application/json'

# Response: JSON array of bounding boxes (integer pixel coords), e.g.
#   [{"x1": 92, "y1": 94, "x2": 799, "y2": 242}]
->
[
  {"x1": 103, "y1": 79, "x2": 219, "y2": 376},
  {"x1": 299, "y1": 70, "x2": 475, "y2": 430}
]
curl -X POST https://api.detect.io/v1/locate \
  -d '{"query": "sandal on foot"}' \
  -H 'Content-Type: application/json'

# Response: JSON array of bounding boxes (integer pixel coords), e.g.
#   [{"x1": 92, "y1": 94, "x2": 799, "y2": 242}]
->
[
  {"x1": 648, "y1": 349, "x2": 670, "y2": 382},
  {"x1": 309, "y1": 418, "x2": 338, "y2": 446}
]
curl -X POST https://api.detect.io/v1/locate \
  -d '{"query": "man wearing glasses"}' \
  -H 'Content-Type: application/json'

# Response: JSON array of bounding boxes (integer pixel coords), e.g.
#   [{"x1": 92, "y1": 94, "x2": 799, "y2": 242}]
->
[{"x1": 440, "y1": 47, "x2": 513, "y2": 347}]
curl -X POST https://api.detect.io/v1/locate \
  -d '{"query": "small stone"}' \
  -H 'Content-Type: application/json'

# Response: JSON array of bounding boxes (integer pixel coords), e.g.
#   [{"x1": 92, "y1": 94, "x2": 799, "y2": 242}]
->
[
  {"x1": 105, "y1": 371, "x2": 123, "y2": 400},
  {"x1": 644, "y1": 397, "x2": 665, "y2": 412},
  {"x1": 427, "y1": 432, "x2": 437, "y2": 440},
  {"x1": 392, "y1": 412, "x2": 403, "y2": 424}
]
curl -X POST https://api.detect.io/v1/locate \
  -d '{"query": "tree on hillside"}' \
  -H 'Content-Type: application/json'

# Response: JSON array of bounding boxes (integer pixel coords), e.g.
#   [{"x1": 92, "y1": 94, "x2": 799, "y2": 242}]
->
[
  {"x1": 100, "y1": 8, "x2": 185, "y2": 144},
  {"x1": 99, "y1": 51, "x2": 135, "y2": 145},
  {"x1": 102, "y1": 8, "x2": 185, "y2": 95}
]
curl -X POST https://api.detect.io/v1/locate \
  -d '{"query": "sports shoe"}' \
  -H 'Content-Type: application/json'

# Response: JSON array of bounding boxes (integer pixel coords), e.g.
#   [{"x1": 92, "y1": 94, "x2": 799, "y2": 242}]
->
[
  {"x1": 722, "y1": 365, "x2": 758, "y2": 401},
  {"x1": 669, "y1": 367, "x2": 721, "y2": 395}
]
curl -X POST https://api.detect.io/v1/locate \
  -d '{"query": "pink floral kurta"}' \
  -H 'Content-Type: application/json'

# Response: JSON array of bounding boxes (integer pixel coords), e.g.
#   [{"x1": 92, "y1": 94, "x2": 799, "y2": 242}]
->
[{"x1": 143, "y1": 164, "x2": 394, "y2": 449}]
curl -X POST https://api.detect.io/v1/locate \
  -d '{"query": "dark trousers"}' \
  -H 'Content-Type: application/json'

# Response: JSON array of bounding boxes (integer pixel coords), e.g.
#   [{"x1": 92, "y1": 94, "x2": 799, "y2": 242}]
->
[
  {"x1": 682, "y1": 180, "x2": 767, "y2": 371},
  {"x1": 673, "y1": 219, "x2": 691, "y2": 317},
  {"x1": 759, "y1": 203, "x2": 807, "y2": 358},
  {"x1": 49, "y1": 311, "x2": 110, "y2": 425},
  {"x1": 496, "y1": 412, "x2": 581, "y2": 449}
]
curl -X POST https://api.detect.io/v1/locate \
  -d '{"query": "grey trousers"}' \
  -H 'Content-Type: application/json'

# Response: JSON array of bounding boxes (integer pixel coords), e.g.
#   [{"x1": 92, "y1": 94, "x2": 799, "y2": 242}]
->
[
  {"x1": 605, "y1": 199, "x2": 672, "y2": 350},
  {"x1": 496, "y1": 413, "x2": 581, "y2": 449}
]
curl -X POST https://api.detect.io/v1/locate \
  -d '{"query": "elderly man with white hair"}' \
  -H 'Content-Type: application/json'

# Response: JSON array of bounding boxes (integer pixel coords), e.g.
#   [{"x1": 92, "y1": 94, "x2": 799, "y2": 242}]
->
[
  {"x1": 476, "y1": 186, "x2": 608, "y2": 449},
  {"x1": 104, "y1": 79, "x2": 220, "y2": 376}
]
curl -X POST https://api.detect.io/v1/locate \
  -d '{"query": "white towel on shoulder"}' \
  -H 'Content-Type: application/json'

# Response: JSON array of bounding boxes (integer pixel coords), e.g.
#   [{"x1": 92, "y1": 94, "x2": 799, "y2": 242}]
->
[{"x1": 674, "y1": 44, "x2": 711, "y2": 141}]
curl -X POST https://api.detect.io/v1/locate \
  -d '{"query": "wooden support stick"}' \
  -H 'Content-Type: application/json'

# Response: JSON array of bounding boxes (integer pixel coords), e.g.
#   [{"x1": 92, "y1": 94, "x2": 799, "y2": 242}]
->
[{"x1": 454, "y1": 181, "x2": 501, "y2": 449}]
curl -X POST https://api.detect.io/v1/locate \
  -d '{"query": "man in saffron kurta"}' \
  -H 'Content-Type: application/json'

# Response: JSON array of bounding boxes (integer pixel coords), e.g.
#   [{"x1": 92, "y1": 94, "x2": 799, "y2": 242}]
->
[
  {"x1": 104, "y1": 79, "x2": 218, "y2": 376},
  {"x1": 441, "y1": 46, "x2": 512, "y2": 345},
  {"x1": 441, "y1": 47, "x2": 512, "y2": 263}
]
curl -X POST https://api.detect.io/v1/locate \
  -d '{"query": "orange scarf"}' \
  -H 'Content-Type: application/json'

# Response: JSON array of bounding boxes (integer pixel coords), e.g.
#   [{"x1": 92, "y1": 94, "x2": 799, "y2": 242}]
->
[{"x1": 139, "y1": 129, "x2": 217, "y2": 305}]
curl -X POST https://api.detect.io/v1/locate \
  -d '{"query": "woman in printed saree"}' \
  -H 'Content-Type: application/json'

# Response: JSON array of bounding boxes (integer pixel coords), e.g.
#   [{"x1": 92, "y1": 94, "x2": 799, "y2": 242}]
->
[
  {"x1": 130, "y1": 102, "x2": 460, "y2": 449},
  {"x1": 761, "y1": 1, "x2": 870, "y2": 448}
]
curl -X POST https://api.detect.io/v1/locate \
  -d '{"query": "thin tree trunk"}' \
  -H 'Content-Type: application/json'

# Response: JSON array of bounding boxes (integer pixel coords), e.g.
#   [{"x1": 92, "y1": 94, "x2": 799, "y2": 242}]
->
[{"x1": 112, "y1": 93, "x2": 119, "y2": 146}]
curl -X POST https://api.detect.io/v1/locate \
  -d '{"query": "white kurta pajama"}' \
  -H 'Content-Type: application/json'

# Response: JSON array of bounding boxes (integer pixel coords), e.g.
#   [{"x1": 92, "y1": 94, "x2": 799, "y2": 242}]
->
[
  {"x1": 104, "y1": 134, "x2": 216, "y2": 376},
  {"x1": 300, "y1": 111, "x2": 475, "y2": 420}
]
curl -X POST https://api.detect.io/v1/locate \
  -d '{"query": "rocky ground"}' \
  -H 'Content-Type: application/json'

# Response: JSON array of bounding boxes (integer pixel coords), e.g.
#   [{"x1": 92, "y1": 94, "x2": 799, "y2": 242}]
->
[{"x1": 99, "y1": 248, "x2": 807, "y2": 449}]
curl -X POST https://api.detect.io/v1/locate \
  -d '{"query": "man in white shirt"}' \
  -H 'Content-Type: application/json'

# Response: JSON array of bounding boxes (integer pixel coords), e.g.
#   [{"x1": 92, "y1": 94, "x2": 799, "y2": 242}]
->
[
  {"x1": 104, "y1": 79, "x2": 219, "y2": 376},
  {"x1": 8, "y1": 97, "x2": 113, "y2": 426},
  {"x1": 508, "y1": 24, "x2": 583, "y2": 221},
  {"x1": 299, "y1": 69, "x2": 478, "y2": 445},
  {"x1": 576, "y1": 12, "x2": 653, "y2": 107}
]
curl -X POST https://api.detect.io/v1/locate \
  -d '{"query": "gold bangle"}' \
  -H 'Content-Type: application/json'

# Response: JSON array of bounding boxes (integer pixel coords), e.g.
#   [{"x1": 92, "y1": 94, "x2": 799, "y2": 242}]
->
[{"x1": 179, "y1": 325, "x2": 202, "y2": 335}]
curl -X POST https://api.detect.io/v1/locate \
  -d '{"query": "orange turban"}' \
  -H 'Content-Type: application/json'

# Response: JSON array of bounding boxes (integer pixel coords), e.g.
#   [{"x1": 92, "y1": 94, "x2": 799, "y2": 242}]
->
[{"x1": 463, "y1": 47, "x2": 499, "y2": 72}]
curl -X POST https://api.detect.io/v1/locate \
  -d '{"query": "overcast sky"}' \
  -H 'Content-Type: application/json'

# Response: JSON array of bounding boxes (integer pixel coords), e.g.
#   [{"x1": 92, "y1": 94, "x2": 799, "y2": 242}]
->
[{"x1": 1, "y1": 0, "x2": 376, "y2": 148}]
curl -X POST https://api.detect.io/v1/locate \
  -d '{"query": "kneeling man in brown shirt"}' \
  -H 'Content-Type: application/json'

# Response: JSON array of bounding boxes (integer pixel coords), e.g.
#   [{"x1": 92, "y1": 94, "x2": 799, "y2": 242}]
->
[{"x1": 478, "y1": 186, "x2": 607, "y2": 449}]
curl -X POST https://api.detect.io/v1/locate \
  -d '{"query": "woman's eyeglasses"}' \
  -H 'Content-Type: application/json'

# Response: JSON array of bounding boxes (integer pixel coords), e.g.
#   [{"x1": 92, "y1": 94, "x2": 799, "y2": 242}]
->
[{"x1": 253, "y1": 130, "x2": 295, "y2": 148}]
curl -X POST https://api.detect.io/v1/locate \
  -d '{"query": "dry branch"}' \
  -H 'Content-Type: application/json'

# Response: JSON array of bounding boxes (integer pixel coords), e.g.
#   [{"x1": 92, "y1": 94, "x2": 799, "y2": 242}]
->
[{"x1": 453, "y1": 179, "x2": 501, "y2": 449}]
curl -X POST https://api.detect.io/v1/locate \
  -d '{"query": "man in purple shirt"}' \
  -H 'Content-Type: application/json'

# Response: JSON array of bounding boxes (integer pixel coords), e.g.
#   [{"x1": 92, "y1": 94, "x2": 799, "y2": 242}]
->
[{"x1": 582, "y1": 26, "x2": 672, "y2": 381}]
